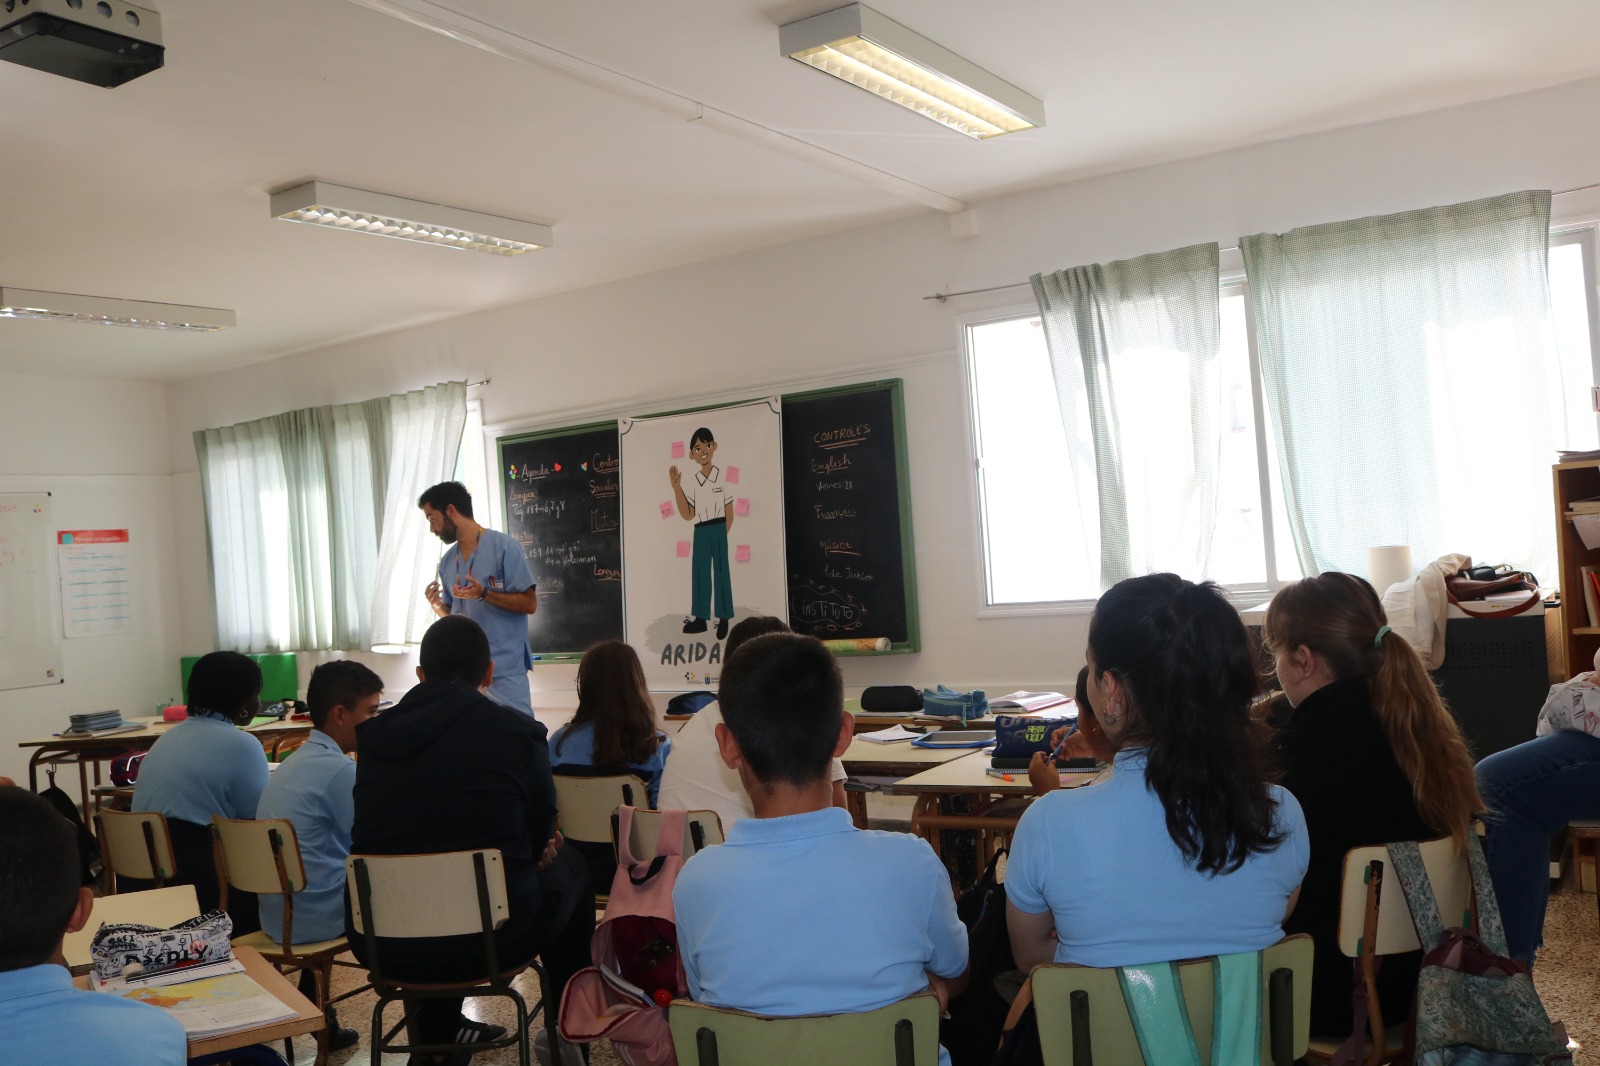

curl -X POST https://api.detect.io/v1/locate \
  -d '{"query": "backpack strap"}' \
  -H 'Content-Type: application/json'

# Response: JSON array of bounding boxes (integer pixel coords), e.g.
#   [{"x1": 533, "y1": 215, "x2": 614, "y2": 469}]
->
[
  {"x1": 1118, "y1": 962, "x2": 1202, "y2": 1066},
  {"x1": 653, "y1": 809, "x2": 689, "y2": 860},
  {"x1": 615, "y1": 805, "x2": 642, "y2": 868},
  {"x1": 1462, "y1": 832, "x2": 1510, "y2": 957},
  {"x1": 1384, "y1": 841, "x2": 1446, "y2": 949}
]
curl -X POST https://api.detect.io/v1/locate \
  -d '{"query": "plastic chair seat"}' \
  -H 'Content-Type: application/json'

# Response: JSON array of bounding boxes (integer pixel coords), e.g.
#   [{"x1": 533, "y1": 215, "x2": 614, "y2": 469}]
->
[{"x1": 232, "y1": 929, "x2": 348, "y2": 959}]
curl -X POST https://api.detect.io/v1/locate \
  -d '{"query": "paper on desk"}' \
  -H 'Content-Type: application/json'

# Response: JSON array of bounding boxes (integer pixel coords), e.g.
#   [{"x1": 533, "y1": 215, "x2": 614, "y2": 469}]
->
[
  {"x1": 100, "y1": 971, "x2": 295, "y2": 1039},
  {"x1": 858, "y1": 724, "x2": 922, "y2": 743},
  {"x1": 1575, "y1": 513, "x2": 1600, "y2": 550}
]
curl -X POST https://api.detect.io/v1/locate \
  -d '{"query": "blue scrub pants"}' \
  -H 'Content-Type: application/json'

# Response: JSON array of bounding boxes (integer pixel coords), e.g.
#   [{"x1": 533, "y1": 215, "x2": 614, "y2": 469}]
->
[{"x1": 1476, "y1": 730, "x2": 1600, "y2": 962}]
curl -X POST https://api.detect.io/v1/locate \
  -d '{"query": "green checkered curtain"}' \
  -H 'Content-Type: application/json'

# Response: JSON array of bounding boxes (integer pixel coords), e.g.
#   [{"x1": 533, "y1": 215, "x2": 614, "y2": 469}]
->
[
  {"x1": 196, "y1": 381, "x2": 465, "y2": 652},
  {"x1": 1031, "y1": 244, "x2": 1222, "y2": 590},
  {"x1": 1242, "y1": 191, "x2": 1561, "y2": 580}
]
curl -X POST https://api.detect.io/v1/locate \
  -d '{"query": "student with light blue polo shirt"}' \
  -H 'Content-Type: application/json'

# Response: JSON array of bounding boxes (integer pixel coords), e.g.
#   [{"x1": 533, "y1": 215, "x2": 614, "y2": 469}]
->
[
  {"x1": 131, "y1": 650, "x2": 270, "y2": 934},
  {"x1": 673, "y1": 633, "x2": 969, "y2": 1061},
  {"x1": 0, "y1": 786, "x2": 186, "y2": 1065},
  {"x1": 420, "y1": 481, "x2": 538, "y2": 716},
  {"x1": 256, "y1": 659, "x2": 383, "y2": 1053},
  {"x1": 1007, "y1": 574, "x2": 1309, "y2": 974}
]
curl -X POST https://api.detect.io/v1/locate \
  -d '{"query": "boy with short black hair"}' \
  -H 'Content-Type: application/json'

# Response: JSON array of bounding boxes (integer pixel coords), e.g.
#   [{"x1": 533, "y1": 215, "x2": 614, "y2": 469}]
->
[
  {"x1": 258, "y1": 658, "x2": 385, "y2": 1050},
  {"x1": 672, "y1": 634, "x2": 968, "y2": 1061},
  {"x1": 0, "y1": 786, "x2": 186, "y2": 1064}
]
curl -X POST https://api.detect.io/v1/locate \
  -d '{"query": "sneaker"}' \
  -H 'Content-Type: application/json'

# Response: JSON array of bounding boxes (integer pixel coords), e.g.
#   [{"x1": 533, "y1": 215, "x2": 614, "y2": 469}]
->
[
  {"x1": 533, "y1": 1028, "x2": 583, "y2": 1066},
  {"x1": 682, "y1": 616, "x2": 708, "y2": 634},
  {"x1": 326, "y1": 1015, "x2": 360, "y2": 1052},
  {"x1": 715, "y1": 617, "x2": 730, "y2": 640},
  {"x1": 453, "y1": 1016, "x2": 508, "y2": 1046}
]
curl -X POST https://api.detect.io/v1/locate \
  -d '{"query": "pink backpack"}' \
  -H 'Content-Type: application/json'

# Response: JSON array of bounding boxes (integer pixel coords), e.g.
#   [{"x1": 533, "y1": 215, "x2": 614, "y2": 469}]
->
[{"x1": 558, "y1": 806, "x2": 691, "y2": 1066}]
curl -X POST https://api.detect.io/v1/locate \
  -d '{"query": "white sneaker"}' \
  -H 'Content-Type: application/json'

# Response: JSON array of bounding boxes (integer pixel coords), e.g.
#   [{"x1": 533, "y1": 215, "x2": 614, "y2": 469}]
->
[{"x1": 533, "y1": 1028, "x2": 583, "y2": 1066}]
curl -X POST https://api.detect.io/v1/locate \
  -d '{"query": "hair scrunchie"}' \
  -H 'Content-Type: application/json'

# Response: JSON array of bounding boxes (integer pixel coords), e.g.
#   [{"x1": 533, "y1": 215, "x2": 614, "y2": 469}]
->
[{"x1": 1374, "y1": 625, "x2": 1391, "y2": 648}]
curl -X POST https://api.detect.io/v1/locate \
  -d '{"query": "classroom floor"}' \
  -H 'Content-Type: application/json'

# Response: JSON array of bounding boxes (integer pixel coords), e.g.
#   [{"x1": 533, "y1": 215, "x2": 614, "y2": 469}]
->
[{"x1": 284, "y1": 826, "x2": 1599, "y2": 1066}]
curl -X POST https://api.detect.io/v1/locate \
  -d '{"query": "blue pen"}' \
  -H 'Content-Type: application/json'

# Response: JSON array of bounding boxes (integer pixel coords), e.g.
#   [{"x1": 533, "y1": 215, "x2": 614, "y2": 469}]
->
[{"x1": 1047, "y1": 720, "x2": 1078, "y2": 763}]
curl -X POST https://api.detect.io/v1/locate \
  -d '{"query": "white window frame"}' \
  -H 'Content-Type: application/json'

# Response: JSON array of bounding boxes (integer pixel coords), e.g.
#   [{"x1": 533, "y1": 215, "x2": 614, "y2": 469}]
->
[{"x1": 1551, "y1": 223, "x2": 1600, "y2": 443}]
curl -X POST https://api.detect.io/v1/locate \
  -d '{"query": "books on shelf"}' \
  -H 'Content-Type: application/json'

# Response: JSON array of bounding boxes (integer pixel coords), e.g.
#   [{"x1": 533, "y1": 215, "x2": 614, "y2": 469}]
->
[
  {"x1": 1582, "y1": 566, "x2": 1600, "y2": 628},
  {"x1": 1560, "y1": 448, "x2": 1600, "y2": 462}
]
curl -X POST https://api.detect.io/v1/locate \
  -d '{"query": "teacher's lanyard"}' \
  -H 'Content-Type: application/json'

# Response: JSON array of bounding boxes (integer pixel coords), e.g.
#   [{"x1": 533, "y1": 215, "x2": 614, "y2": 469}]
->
[{"x1": 453, "y1": 551, "x2": 475, "y2": 614}]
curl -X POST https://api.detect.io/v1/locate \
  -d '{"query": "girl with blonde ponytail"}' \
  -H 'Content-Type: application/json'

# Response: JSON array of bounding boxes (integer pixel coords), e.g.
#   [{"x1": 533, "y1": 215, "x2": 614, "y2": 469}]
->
[{"x1": 1263, "y1": 571, "x2": 1482, "y2": 1034}]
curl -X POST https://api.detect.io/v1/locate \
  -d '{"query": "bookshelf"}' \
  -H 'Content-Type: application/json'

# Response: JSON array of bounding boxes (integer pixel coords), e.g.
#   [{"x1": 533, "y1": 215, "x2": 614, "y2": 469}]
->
[{"x1": 1553, "y1": 458, "x2": 1600, "y2": 679}]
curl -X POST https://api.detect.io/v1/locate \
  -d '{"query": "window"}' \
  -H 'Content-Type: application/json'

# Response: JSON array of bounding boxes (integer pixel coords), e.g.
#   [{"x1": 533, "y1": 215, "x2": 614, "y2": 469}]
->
[{"x1": 965, "y1": 227, "x2": 1600, "y2": 608}]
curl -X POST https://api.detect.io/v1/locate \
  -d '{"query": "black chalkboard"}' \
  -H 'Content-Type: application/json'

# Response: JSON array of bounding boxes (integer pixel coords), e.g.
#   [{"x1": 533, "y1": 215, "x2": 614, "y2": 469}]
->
[
  {"x1": 496, "y1": 423, "x2": 622, "y2": 659},
  {"x1": 782, "y1": 380, "x2": 919, "y2": 652}
]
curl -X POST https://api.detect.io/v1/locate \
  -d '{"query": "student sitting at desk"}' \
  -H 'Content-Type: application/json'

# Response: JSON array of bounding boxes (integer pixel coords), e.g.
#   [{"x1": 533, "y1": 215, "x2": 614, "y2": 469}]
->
[
  {"x1": 673, "y1": 633, "x2": 969, "y2": 1063},
  {"x1": 1007, "y1": 574, "x2": 1308, "y2": 976},
  {"x1": 131, "y1": 650, "x2": 270, "y2": 935},
  {"x1": 549, "y1": 640, "x2": 672, "y2": 806},
  {"x1": 1027, "y1": 665, "x2": 1119, "y2": 795},
  {"x1": 1264, "y1": 572, "x2": 1481, "y2": 1034},
  {"x1": 256, "y1": 659, "x2": 383, "y2": 1052},
  {"x1": 657, "y1": 616, "x2": 848, "y2": 829},
  {"x1": 0, "y1": 786, "x2": 186, "y2": 1065}
]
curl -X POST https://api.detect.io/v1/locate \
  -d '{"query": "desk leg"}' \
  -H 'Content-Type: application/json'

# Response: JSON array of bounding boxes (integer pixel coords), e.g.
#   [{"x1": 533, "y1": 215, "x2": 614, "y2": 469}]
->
[
  {"x1": 911, "y1": 794, "x2": 942, "y2": 859},
  {"x1": 845, "y1": 788, "x2": 868, "y2": 830}
]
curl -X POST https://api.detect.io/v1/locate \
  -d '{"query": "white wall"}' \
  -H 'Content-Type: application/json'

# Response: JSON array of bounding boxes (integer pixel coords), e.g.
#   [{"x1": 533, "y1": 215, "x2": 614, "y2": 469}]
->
[
  {"x1": 162, "y1": 74, "x2": 1600, "y2": 700},
  {"x1": 0, "y1": 372, "x2": 180, "y2": 785}
]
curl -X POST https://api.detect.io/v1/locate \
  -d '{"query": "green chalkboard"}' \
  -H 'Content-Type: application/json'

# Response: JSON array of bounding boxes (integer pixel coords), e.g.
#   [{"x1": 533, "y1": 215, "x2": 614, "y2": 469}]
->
[
  {"x1": 496, "y1": 422, "x2": 623, "y2": 660},
  {"x1": 781, "y1": 380, "x2": 919, "y2": 652}
]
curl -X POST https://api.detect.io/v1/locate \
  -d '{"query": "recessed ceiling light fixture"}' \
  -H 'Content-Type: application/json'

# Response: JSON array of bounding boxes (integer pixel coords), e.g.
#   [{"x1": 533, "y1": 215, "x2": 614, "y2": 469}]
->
[
  {"x1": 0, "y1": 288, "x2": 235, "y2": 332},
  {"x1": 780, "y1": 3, "x2": 1044, "y2": 140},
  {"x1": 269, "y1": 181, "x2": 553, "y2": 255}
]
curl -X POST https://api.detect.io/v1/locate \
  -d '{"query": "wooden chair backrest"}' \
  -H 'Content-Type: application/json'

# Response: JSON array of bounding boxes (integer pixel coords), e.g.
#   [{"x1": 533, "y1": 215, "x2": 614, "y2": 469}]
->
[
  {"x1": 669, "y1": 990, "x2": 941, "y2": 1066},
  {"x1": 211, "y1": 816, "x2": 307, "y2": 896},
  {"x1": 553, "y1": 774, "x2": 649, "y2": 844},
  {"x1": 95, "y1": 808, "x2": 176, "y2": 883},
  {"x1": 1032, "y1": 935, "x2": 1313, "y2": 1066},
  {"x1": 346, "y1": 849, "x2": 508, "y2": 939},
  {"x1": 1335, "y1": 835, "x2": 1469, "y2": 958},
  {"x1": 611, "y1": 807, "x2": 725, "y2": 860}
]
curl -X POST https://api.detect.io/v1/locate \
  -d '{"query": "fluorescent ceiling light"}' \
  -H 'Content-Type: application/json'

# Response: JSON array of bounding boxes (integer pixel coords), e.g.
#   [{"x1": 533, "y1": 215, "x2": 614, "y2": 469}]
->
[
  {"x1": 0, "y1": 288, "x2": 235, "y2": 332},
  {"x1": 270, "y1": 182, "x2": 552, "y2": 255},
  {"x1": 780, "y1": 4, "x2": 1044, "y2": 140}
]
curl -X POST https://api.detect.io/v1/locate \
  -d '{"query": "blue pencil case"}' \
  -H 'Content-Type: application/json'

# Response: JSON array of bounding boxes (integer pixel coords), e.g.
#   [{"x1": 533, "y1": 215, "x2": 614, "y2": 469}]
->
[{"x1": 920, "y1": 685, "x2": 988, "y2": 723}]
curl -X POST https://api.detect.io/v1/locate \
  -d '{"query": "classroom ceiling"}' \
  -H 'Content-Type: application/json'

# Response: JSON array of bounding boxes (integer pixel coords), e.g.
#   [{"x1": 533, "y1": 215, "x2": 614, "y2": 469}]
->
[{"x1": 5, "y1": 0, "x2": 1600, "y2": 383}]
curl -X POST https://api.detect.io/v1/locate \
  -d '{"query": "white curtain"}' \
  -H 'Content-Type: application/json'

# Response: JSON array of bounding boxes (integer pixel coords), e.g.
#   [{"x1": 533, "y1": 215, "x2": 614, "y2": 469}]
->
[
  {"x1": 1031, "y1": 243, "x2": 1223, "y2": 589},
  {"x1": 1241, "y1": 191, "x2": 1563, "y2": 580},
  {"x1": 196, "y1": 381, "x2": 466, "y2": 652}
]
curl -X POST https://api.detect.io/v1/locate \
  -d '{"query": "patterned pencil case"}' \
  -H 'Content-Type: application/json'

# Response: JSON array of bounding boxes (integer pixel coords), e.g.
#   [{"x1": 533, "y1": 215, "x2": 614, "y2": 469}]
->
[{"x1": 89, "y1": 909, "x2": 234, "y2": 981}]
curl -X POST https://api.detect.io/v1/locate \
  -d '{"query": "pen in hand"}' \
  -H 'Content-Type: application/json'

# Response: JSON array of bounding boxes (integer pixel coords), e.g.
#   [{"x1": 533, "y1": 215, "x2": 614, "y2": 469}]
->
[{"x1": 1047, "y1": 720, "x2": 1078, "y2": 764}]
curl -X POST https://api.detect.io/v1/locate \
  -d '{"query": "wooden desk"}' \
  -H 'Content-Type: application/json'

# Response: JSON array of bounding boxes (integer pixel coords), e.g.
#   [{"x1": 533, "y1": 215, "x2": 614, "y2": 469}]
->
[
  {"x1": 890, "y1": 752, "x2": 1101, "y2": 876},
  {"x1": 75, "y1": 945, "x2": 323, "y2": 1058},
  {"x1": 838, "y1": 736, "x2": 976, "y2": 828},
  {"x1": 19, "y1": 717, "x2": 311, "y2": 811}
]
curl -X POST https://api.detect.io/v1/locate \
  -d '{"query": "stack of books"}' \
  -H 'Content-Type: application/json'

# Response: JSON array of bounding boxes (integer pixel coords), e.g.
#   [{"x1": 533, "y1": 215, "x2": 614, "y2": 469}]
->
[{"x1": 62, "y1": 710, "x2": 139, "y2": 737}]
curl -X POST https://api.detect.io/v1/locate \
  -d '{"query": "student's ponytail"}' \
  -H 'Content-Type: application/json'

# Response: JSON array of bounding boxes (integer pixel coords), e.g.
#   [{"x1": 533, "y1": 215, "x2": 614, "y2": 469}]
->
[{"x1": 1265, "y1": 572, "x2": 1482, "y2": 851}]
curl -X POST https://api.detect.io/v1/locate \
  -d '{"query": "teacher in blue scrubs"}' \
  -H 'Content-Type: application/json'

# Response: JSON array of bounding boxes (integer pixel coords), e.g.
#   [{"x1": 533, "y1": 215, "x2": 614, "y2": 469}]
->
[{"x1": 420, "y1": 481, "x2": 539, "y2": 716}]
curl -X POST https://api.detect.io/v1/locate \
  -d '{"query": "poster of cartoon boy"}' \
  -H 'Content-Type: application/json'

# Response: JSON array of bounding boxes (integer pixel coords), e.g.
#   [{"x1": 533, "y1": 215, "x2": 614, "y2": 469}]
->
[{"x1": 669, "y1": 427, "x2": 734, "y2": 639}]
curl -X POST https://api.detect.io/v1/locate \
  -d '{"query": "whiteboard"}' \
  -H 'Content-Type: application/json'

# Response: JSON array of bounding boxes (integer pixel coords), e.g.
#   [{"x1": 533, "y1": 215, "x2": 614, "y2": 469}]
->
[{"x1": 0, "y1": 492, "x2": 64, "y2": 691}]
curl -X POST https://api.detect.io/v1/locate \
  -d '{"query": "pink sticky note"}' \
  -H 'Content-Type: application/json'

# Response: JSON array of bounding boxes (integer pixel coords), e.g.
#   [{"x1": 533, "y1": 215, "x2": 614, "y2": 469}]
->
[
  {"x1": 725, "y1": 466, "x2": 740, "y2": 484},
  {"x1": 735, "y1": 544, "x2": 751, "y2": 563},
  {"x1": 677, "y1": 540, "x2": 691, "y2": 558},
  {"x1": 734, "y1": 497, "x2": 750, "y2": 516},
  {"x1": 659, "y1": 500, "x2": 675, "y2": 519},
  {"x1": 671, "y1": 441, "x2": 686, "y2": 459}
]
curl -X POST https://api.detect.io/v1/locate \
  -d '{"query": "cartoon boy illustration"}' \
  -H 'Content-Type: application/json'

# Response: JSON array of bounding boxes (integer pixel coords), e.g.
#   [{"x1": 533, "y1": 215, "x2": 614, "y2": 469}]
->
[{"x1": 669, "y1": 427, "x2": 734, "y2": 639}]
